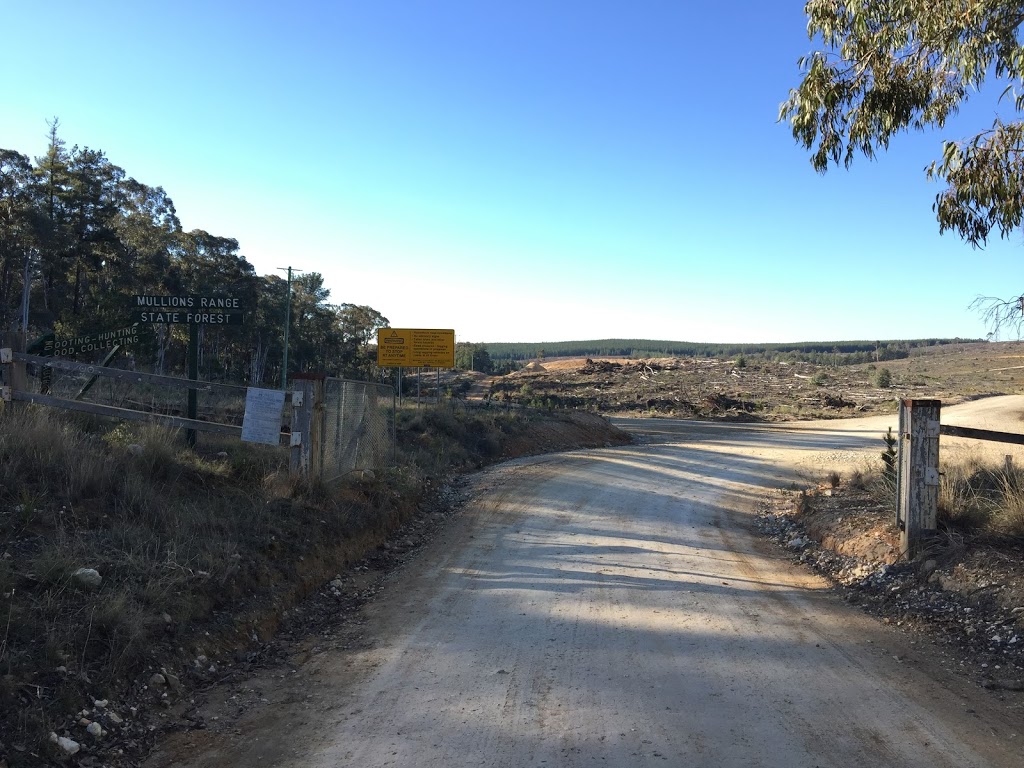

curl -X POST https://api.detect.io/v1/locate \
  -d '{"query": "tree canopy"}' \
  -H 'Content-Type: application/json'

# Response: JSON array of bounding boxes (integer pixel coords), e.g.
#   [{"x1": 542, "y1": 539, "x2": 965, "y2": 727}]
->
[
  {"x1": 0, "y1": 123, "x2": 388, "y2": 385},
  {"x1": 781, "y1": 0, "x2": 1024, "y2": 248}
]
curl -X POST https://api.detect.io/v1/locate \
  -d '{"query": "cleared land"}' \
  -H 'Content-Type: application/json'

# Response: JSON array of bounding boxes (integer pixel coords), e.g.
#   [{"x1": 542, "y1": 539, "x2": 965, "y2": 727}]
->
[{"x1": 486, "y1": 340, "x2": 1024, "y2": 419}]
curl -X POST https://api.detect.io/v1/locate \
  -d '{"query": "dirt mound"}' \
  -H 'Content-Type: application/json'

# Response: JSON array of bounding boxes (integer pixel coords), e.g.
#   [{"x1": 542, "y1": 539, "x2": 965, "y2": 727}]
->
[
  {"x1": 522, "y1": 361, "x2": 547, "y2": 372},
  {"x1": 580, "y1": 358, "x2": 622, "y2": 374}
]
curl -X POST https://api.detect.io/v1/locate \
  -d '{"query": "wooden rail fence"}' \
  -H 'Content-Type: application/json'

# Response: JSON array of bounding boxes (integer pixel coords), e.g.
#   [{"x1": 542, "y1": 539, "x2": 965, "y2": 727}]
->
[{"x1": 898, "y1": 398, "x2": 1024, "y2": 557}]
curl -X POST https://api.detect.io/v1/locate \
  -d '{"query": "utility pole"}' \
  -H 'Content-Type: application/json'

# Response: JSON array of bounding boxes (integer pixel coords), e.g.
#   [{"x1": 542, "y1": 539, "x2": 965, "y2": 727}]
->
[
  {"x1": 278, "y1": 266, "x2": 300, "y2": 389},
  {"x1": 20, "y1": 251, "x2": 32, "y2": 332}
]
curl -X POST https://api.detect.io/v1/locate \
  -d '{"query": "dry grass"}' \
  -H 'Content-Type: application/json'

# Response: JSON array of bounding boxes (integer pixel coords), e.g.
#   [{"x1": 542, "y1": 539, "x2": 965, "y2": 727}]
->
[
  {"x1": 0, "y1": 405, "x2": 346, "y2": 746},
  {"x1": 934, "y1": 452, "x2": 1024, "y2": 538},
  {"x1": 854, "y1": 438, "x2": 1024, "y2": 540},
  {"x1": 0, "y1": 400, "x2": 626, "y2": 753},
  {"x1": 990, "y1": 471, "x2": 1024, "y2": 537}
]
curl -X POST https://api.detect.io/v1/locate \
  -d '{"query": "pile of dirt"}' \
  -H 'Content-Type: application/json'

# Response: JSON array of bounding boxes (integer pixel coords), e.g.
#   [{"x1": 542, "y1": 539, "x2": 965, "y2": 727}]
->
[
  {"x1": 494, "y1": 410, "x2": 630, "y2": 457},
  {"x1": 757, "y1": 485, "x2": 1024, "y2": 699},
  {"x1": 580, "y1": 359, "x2": 622, "y2": 375},
  {"x1": 701, "y1": 392, "x2": 760, "y2": 417}
]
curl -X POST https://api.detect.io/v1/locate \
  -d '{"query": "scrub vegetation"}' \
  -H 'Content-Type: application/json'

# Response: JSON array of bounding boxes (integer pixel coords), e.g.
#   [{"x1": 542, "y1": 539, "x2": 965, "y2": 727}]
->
[{"x1": 0, "y1": 401, "x2": 627, "y2": 763}]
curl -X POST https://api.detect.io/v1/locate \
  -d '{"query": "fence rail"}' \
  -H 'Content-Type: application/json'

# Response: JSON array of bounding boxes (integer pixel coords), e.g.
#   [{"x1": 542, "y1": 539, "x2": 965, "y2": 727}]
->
[
  {"x1": 6, "y1": 351, "x2": 249, "y2": 395},
  {"x1": 898, "y1": 399, "x2": 1024, "y2": 558},
  {"x1": 3, "y1": 389, "x2": 244, "y2": 436},
  {"x1": 4, "y1": 337, "x2": 396, "y2": 484},
  {"x1": 938, "y1": 423, "x2": 1024, "y2": 446}
]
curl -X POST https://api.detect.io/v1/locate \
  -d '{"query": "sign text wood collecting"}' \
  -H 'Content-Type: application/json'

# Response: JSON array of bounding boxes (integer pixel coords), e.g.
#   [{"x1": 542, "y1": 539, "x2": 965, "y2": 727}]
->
[{"x1": 52, "y1": 324, "x2": 142, "y2": 356}]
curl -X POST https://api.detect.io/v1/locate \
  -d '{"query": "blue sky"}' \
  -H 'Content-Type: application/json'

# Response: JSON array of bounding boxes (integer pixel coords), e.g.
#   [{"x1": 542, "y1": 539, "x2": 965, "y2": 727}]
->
[{"x1": 3, "y1": 1, "x2": 1021, "y2": 344}]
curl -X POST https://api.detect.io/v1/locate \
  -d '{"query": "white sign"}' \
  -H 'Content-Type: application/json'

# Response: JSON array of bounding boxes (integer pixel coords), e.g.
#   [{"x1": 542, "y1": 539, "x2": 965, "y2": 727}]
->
[{"x1": 241, "y1": 387, "x2": 286, "y2": 445}]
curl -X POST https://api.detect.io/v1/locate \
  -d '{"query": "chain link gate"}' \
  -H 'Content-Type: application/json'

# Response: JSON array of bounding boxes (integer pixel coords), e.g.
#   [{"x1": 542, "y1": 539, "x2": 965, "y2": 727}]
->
[{"x1": 289, "y1": 375, "x2": 395, "y2": 482}]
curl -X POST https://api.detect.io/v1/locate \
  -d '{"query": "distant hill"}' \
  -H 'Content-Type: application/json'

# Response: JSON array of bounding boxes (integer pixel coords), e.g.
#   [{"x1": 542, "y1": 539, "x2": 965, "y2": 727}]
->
[{"x1": 484, "y1": 338, "x2": 983, "y2": 365}]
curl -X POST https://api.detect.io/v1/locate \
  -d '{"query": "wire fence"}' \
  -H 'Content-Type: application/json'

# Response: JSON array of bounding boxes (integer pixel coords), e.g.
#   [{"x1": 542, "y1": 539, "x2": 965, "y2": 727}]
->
[
  {"x1": 5, "y1": 333, "x2": 396, "y2": 482},
  {"x1": 6, "y1": 333, "x2": 252, "y2": 430},
  {"x1": 320, "y1": 378, "x2": 395, "y2": 482}
]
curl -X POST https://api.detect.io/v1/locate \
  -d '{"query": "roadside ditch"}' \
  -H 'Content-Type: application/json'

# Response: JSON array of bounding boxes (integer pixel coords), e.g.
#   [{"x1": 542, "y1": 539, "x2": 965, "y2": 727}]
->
[{"x1": 756, "y1": 484, "x2": 1024, "y2": 706}]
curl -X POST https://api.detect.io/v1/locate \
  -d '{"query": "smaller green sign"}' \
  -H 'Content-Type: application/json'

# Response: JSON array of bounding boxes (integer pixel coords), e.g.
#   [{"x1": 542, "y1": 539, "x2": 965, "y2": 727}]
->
[{"x1": 52, "y1": 324, "x2": 142, "y2": 357}]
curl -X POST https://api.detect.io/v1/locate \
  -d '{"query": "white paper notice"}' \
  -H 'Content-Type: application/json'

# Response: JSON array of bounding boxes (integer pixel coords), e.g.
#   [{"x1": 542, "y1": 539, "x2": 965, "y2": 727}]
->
[{"x1": 241, "y1": 387, "x2": 286, "y2": 445}]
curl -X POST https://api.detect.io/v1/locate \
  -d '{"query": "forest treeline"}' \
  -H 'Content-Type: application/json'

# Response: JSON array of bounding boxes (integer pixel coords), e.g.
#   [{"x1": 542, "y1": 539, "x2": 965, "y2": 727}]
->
[
  {"x1": 0, "y1": 123, "x2": 389, "y2": 384},
  {"x1": 1, "y1": 126, "x2": 985, "y2": 384},
  {"x1": 485, "y1": 338, "x2": 983, "y2": 366}
]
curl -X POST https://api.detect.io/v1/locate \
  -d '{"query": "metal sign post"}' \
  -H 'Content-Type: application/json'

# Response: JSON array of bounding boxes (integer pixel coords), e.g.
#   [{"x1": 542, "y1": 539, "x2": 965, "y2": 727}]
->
[{"x1": 187, "y1": 324, "x2": 199, "y2": 448}]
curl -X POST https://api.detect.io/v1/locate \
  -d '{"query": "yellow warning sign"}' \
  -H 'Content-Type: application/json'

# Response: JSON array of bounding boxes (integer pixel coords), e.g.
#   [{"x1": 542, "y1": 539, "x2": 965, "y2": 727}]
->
[{"x1": 376, "y1": 328, "x2": 455, "y2": 368}]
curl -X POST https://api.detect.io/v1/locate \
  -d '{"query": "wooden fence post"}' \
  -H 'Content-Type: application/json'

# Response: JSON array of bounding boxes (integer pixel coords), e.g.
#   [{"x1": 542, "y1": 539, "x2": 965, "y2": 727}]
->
[
  {"x1": 289, "y1": 374, "x2": 325, "y2": 480},
  {"x1": 1, "y1": 331, "x2": 27, "y2": 407},
  {"x1": 897, "y1": 399, "x2": 941, "y2": 558}
]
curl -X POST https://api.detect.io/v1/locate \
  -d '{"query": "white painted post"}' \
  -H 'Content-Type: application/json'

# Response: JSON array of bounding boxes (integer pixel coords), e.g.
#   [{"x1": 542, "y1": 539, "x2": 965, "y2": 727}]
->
[{"x1": 897, "y1": 399, "x2": 941, "y2": 558}]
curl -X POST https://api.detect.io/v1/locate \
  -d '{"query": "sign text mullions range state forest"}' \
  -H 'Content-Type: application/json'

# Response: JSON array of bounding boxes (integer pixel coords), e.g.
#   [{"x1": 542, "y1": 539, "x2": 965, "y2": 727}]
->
[{"x1": 132, "y1": 295, "x2": 246, "y2": 325}]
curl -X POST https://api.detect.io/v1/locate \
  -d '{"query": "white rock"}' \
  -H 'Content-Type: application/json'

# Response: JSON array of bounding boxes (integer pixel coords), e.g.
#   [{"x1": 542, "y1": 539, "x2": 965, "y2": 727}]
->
[
  {"x1": 148, "y1": 672, "x2": 167, "y2": 687},
  {"x1": 127, "y1": 443, "x2": 144, "y2": 456},
  {"x1": 93, "y1": 699, "x2": 108, "y2": 709},
  {"x1": 49, "y1": 733, "x2": 80, "y2": 756},
  {"x1": 107, "y1": 712, "x2": 124, "y2": 725},
  {"x1": 72, "y1": 568, "x2": 102, "y2": 589},
  {"x1": 86, "y1": 721, "x2": 104, "y2": 738},
  {"x1": 787, "y1": 537, "x2": 808, "y2": 550}
]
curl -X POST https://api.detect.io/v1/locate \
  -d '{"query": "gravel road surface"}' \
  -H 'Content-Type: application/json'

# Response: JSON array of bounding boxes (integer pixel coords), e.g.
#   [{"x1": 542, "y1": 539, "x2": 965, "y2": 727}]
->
[{"x1": 150, "y1": 398, "x2": 1024, "y2": 767}]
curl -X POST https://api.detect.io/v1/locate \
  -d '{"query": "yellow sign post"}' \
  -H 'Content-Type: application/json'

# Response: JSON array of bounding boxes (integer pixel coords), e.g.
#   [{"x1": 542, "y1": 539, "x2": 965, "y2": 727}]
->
[{"x1": 376, "y1": 328, "x2": 455, "y2": 368}]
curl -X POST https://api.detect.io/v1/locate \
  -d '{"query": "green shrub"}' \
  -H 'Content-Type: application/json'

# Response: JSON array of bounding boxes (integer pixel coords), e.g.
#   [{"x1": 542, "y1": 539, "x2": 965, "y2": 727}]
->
[{"x1": 881, "y1": 427, "x2": 897, "y2": 477}]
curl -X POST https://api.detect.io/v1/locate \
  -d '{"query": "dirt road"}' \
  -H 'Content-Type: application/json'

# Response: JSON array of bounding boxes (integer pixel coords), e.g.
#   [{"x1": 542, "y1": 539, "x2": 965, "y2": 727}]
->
[{"x1": 149, "y1": 398, "x2": 1024, "y2": 767}]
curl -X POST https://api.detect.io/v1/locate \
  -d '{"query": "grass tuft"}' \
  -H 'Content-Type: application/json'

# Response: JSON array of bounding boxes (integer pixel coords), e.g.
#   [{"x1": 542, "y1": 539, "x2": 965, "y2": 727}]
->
[{"x1": 0, "y1": 399, "x2": 625, "y2": 752}]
